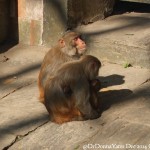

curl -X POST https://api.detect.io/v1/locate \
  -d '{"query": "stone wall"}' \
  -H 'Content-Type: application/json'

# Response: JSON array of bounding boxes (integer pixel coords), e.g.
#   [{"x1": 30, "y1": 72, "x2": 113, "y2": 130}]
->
[
  {"x1": 18, "y1": 0, "x2": 43, "y2": 45},
  {"x1": 0, "y1": 0, "x2": 115, "y2": 45},
  {"x1": 68, "y1": 0, "x2": 116, "y2": 29},
  {"x1": 18, "y1": 0, "x2": 67, "y2": 46},
  {"x1": 42, "y1": 0, "x2": 67, "y2": 46}
]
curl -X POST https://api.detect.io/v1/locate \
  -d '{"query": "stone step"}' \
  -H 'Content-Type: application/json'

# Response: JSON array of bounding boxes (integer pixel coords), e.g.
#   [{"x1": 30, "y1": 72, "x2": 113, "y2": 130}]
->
[{"x1": 76, "y1": 12, "x2": 150, "y2": 69}]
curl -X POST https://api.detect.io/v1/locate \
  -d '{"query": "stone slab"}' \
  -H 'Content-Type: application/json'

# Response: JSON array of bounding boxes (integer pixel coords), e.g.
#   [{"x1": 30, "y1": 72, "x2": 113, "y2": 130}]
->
[
  {"x1": 9, "y1": 83, "x2": 150, "y2": 150},
  {"x1": 76, "y1": 12, "x2": 150, "y2": 68},
  {"x1": 0, "y1": 44, "x2": 149, "y2": 149}
]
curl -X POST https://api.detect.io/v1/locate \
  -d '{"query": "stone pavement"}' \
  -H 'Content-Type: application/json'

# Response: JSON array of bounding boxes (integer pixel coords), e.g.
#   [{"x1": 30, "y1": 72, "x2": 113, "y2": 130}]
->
[
  {"x1": 0, "y1": 43, "x2": 149, "y2": 150},
  {"x1": 77, "y1": 12, "x2": 150, "y2": 69}
]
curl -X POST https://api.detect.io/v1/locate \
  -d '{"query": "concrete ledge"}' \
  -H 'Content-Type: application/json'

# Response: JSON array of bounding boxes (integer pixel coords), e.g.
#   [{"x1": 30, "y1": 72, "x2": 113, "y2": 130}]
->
[{"x1": 77, "y1": 12, "x2": 150, "y2": 68}]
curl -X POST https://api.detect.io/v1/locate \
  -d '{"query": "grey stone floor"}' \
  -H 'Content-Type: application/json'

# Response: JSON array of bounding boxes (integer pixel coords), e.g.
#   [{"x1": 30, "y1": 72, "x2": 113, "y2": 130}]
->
[
  {"x1": 0, "y1": 43, "x2": 149, "y2": 150},
  {"x1": 77, "y1": 12, "x2": 150, "y2": 69}
]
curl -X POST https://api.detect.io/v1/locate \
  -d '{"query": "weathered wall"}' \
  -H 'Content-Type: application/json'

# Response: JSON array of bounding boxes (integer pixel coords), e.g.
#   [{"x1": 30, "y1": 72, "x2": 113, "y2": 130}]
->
[
  {"x1": 18, "y1": 0, "x2": 67, "y2": 46},
  {"x1": 18, "y1": 0, "x2": 43, "y2": 45},
  {"x1": 0, "y1": 0, "x2": 9, "y2": 43},
  {"x1": 68, "y1": 0, "x2": 116, "y2": 29},
  {"x1": 0, "y1": 0, "x2": 115, "y2": 45},
  {"x1": 42, "y1": 0, "x2": 67, "y2": 46}
]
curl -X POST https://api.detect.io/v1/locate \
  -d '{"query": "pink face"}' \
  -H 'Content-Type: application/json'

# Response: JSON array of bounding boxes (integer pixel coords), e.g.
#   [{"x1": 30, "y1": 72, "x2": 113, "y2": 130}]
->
[{"x1": 74, "y1": 37, "x2": 86, "y2": 54}]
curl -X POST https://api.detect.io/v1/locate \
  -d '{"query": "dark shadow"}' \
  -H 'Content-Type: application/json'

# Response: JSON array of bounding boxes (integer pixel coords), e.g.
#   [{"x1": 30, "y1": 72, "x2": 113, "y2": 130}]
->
[
  {"x1": 0, "y1": 63, "x2": 41, "y2": 84},
  {"x1": 99, "y1": 89, "x2": 133, "y2": 113},
  {"x1": 82, "y1": 15, "x2": 150, "y2": 39},
  {"x1": 0, "y1": 0, "x2": 19, "y2": 53},
  {"x1": 97, "y1": 81, "x2": 150, "y2": 115},
  {"x1": 42, "y1": 0, "x2": 67, "y2": 45},
  {"x1": 0, "y1": 41, "x2": 17, "y2": 54},
  {"x1": 113, "y1": 1, "x2": 150, "y2": 15},
  {"x1": 96, "y1": 74, "x2": 132, "y2": 113},
  {"x1": 0, "y1": 114, "x2": 49, "y2": 140},
  {"x1": 98, "y1": 74, "x2": 125, "y2": 88},
  {"x1": 48, "y1": 0, "x2": 67, "y2": 24}
]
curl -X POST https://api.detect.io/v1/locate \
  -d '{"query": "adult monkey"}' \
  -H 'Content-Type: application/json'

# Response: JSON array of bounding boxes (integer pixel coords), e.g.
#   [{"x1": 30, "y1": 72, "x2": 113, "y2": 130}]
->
[
  {"x1": 38, "y1": 31, "x2": 86, "y2": 103},
  {"x1": 44, "y1": 55, "x2": 101, "y2": 124}
]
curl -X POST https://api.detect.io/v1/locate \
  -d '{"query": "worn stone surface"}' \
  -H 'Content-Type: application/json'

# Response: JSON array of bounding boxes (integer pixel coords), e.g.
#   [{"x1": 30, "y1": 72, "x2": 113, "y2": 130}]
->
[
  {"x1": 68, "y1": 0, "x2": 116, "y2": 28},
  {"x1": 18, "y1": 19, "x2": 31, "y2": 45},
  {"x1": 42, "y1": 0, "x2": 67, "y2": 46},
  {"x1": 19, "y1": 19, "x2": 43, "y2": 45},
  {"x1": 18, "y1": 0, "x2": 68, "y2": 46},
  {"x1": 76, "y1": 12, "x2": 150, "y2": 69},
  {"x1": 0, "y1": 44, "x2": 149, "y2": 149},
  {"x1": 0, "y1": 83, "x2": 48, "y2": 149},
  {"x1": 0, "y1": 45, "x2": 49, "y2": 149},
  {"x1": 18, "y1": 0, "x2": 43, "y2": 45},
  {"x1": 80, "y1": 82, "x2": 150, "y2": 150},
  {"x1": 8, "y1": 82, "x2": 150, "y2": 150},
  {"x1": 0, "y1": 44, "x2": 48, "y2": 99},
  {"x1": 7, "y1": 82, "x2": 150, "y2": 150}
]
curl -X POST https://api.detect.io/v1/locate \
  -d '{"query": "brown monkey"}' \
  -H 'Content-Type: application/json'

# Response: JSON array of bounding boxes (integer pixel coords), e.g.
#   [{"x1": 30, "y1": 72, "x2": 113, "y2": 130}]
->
[
  {"x1": 38, "y1": 31, "x2": 86, "y2": 103},
  {"x1": 44, "y1": 55, "x2": 101, "y2": 124}
]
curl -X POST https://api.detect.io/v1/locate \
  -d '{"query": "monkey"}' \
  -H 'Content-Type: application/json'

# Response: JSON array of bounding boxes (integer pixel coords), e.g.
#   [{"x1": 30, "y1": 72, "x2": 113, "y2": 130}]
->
[
  {"x1": 44, "y1": 55, "x2": 101, "y2": 124},
  {"x1": 38, "y1": 31, "x2": 87, "y2": 103}
]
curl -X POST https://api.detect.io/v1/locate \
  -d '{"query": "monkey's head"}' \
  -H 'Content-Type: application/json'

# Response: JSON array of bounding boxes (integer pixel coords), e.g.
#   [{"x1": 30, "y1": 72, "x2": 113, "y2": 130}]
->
[
  {"x1": 81, "y1": 55, "x2": 101, "y2": 80},
  {"x1": 59, "y1": 31, "x2": 86, "y2": 57}
]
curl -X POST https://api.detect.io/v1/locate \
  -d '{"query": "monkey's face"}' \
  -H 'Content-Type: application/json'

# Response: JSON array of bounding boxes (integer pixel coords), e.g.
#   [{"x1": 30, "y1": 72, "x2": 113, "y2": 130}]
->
[
  {"x1": 73, "y1": 36, "x2": 86, "y2": 54},
  {"x1": 60, "y1": 31, "x2": 87, "y2": 56}
]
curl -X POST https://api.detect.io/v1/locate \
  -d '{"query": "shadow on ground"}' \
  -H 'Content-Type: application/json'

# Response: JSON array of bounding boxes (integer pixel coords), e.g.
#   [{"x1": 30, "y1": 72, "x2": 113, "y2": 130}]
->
[
  {"x1": 99, "y1": 74, "x2": 125, "y2": 88},
  {"x1": 0, "y1": 114, "x2": 49, "y2": 140},
  {"x1": 0, "y1": 63, "x2": 41, "y2": 84},
  {"x1": 96, "y1": 74, "x2": 133, "y2": 114}
]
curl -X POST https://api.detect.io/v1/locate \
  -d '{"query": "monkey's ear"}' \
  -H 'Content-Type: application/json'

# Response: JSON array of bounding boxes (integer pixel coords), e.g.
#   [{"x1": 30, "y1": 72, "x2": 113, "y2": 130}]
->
[{"x1": 59, "y1": 39, "x2": 65, "y2": 48}]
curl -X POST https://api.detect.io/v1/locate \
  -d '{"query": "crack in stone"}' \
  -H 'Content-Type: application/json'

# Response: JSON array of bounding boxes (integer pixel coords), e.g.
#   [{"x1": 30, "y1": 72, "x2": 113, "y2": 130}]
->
[
  {"x1": 2, "y1": 120, "x2": 49, "y2": 150},
  {"x1": 0, "y1": 81, "x2": 36, "y2": 100},
  {"x1": 140, "y1": 78, "x2": 150, "y2": 85}
]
